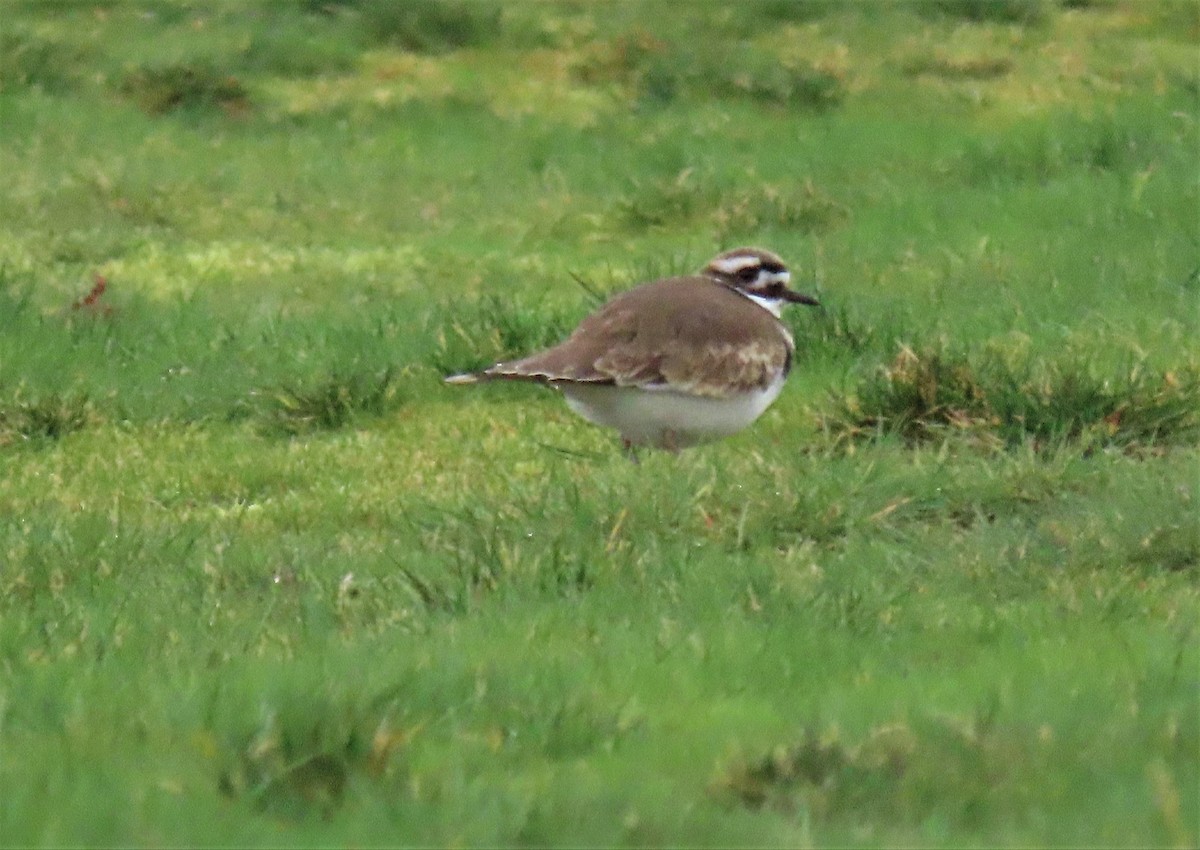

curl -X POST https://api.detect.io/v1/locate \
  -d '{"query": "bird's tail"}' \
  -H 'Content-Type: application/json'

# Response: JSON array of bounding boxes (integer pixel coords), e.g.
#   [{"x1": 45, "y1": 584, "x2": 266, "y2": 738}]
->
[{"x1": 444, "y1": 372, "x2": 483, "y2": 385}]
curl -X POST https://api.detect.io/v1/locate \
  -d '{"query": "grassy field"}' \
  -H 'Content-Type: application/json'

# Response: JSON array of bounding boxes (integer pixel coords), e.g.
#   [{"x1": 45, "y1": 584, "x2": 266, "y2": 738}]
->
[{"x1": 1, "y1": 1, "x2": 1198, "y2": 846}]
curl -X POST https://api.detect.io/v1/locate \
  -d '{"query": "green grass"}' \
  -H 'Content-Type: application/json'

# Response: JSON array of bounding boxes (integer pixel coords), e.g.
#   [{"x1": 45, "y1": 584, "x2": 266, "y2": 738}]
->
[{"x1": 1, "y1": 1, "x2": 1197, "y2": 846}]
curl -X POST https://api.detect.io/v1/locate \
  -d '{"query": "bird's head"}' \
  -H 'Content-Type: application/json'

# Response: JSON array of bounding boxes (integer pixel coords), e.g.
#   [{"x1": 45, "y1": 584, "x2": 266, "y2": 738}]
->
[{"x1": 703, "y1": 247, "x2": 819, "y2": 316}]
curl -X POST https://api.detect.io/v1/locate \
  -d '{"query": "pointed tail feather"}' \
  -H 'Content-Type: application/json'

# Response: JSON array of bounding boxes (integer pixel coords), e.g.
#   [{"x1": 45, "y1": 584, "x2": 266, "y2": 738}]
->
[{"x1": 446, "y1": 365, "x2": 596, "y2": 385}]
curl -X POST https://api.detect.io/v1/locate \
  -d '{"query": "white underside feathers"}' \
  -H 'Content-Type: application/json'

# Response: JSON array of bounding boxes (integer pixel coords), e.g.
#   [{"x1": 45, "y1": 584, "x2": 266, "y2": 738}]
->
[{"x1": 560, "y1": 373, "x2": 786, "y2": 449}]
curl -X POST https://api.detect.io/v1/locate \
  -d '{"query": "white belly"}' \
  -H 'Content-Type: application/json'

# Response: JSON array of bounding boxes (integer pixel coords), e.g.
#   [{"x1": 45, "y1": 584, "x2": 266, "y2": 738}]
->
[{"x1": 560, "y1": 375, "x2": 786, "y2": 448}]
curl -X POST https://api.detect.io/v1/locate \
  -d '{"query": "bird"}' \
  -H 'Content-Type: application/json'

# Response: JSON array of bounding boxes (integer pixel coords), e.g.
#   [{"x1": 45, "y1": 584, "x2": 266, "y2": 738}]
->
[{"x1": 445, "y1": 247, "x2": 820, "y2": 454}]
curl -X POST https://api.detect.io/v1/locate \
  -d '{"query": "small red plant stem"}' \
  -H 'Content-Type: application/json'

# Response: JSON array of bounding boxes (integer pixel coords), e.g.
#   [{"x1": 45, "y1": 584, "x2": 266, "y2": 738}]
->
[{"x1": 73, "y1": 275, "x2": 107, "y2": 310}]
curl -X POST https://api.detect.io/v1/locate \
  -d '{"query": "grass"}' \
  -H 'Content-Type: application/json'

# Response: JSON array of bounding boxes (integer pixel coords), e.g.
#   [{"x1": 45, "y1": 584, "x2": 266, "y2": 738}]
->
[
  {"x1": 251, "y1": 367, "x2": 406, "y2": 436},
  {"x1": 825, "y1": 344, "x2": 1200, "y2": 450},
  {"x1": 0, "y1": 1, "x2": 1197, "y2": 846},
  {"x1": 118, "y1": 63, "x2": 252, "y2": 116}
]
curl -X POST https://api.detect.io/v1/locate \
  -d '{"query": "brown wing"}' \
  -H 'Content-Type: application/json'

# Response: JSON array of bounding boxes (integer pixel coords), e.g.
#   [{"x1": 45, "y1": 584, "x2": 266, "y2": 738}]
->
[{"x1": 481, "y1": 277, "x2": 793, "y2": 398}]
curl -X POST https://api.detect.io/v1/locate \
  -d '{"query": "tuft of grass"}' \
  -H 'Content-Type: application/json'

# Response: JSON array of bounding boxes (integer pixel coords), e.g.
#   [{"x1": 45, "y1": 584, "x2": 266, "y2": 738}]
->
[
  {"x1": 711, "y1": 726, "x2": 910, "y2": 815},
  {"x1": 234, "y1": 24, "x2": 362, "y2": 78},
  {"x1": 612, "y1": 171, "x2": 849, "y2": 235},
  {"x1": 712, "y1": 709, "x2": 1115, "y2": 834},
  {"x1": 353, "y1": 0, "x2": 504, "y2": 53},
  {"x1": 253, "y1": 368, "x2": 404, "y2": 435},
  {"x1": 571, "y1": 31, "x2": 844, "y2": 110},
  {"x1": 0, "y1": 391, "x2": 93, "y2": 446},
  {"x1": 790, "y1": 302, "x2": 908, "y2": 360},
  {"x1": 720, "y1": 0, "x2": 848, "y2": 35},
  {"x1": 611, "y1": 169, "x2": 709, "y2": 230},
  {"x1": 900, "y1": 52, "x2": 1013, "y2": 81},
  {"x1": 707, "y1": 51, "x2": 845, "y2": 111},
  {"x1": 0, "y1": 28, "x2": 90, "y2": 93},
  {"x1": 390, "y1": 506, "x2": 506, "y2": 616},
  {"x1": 429, "y1": 292, "x2": 579, "y2": 376},
  {"x1": 957, "y1": 109, "x2": 1168, "y2": 185},
  {"x1": 922, "y1": 0, "x2": 1055, "y2": 25},
  {"x1": 0, "y1": 267, "x2": 35, "y2": 328},
  {"x1": 217, "y1": 703, "x2": 362, "y2": 821},
  {"x1": 393, "y1": 494, "x2": 605, "y2": 616},
  {"x1": 826, "y1": 345, "x2": 1200, "y2": 450},
  {"x1": 715, "y1": 180, "x2": 851, "y2": 242},
  {"x1": 569, "y1": 29, "x2": 670, "y2": 88},
  {"x1": 118, "y1": 63, "x2": 252, "y2": 116}
]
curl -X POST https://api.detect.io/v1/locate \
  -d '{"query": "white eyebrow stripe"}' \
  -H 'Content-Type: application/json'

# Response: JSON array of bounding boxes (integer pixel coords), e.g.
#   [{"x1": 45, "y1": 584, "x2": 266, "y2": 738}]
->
[{"x1": 711, "y1": 255, "x2": 762, "y2": 275}]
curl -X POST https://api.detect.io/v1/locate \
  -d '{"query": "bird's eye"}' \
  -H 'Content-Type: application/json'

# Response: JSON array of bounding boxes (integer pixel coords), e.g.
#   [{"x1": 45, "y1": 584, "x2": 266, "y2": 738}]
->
[{"x1": 736, "y1": 266, "x2": 759, "y2": 282}]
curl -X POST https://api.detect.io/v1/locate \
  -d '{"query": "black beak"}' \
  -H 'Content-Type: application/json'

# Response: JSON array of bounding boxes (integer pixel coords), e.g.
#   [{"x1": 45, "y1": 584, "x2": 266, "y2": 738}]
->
[{"x1": 783, "y1": 289, "x2": 820, "y2": 306}]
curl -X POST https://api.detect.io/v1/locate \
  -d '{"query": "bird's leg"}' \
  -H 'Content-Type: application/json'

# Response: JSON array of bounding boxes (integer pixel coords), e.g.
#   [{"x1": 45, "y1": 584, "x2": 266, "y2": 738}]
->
[
  {"x1": 662, "y1": 429, "x2": 681, "y2": 454},
  {"x1": 622, "y1": 438, "x2": 641, "y2": 464}
]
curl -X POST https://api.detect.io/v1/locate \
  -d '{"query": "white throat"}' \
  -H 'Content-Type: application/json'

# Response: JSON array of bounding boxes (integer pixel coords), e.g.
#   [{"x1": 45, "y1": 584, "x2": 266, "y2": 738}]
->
[{"x1": 739, "y1": 290, "x2": 784, "y2": 318}]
